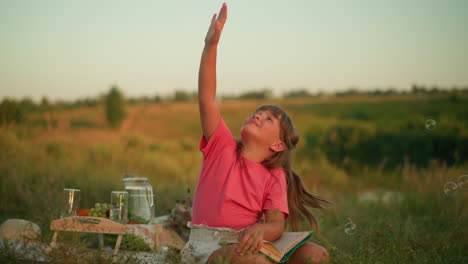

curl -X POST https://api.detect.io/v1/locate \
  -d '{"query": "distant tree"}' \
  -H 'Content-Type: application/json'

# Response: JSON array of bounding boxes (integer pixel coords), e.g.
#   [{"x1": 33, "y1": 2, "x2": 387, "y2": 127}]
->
[
  {"x1": 71, "y1": 97, "x2": 98, "y2": 108},
  {"x1": 462, "y1": 86, "x2": 468, "y2": 94},
  {"x1": 449, "y1": 89, "x2": 460, "y2": 103},
  {"x1": 127, "y1": 98, "x2": 138, "y2": 105},
  {"x1": 83, "y1": 97, "x2": 98, "y2": 107},
  {"x1": 283, "y1": 89, "x2": 313, "y2": 99},
  {"x1": 336, "y1": 88, "x2": 359, "y2": 97},
  {"x1": 366, "y1": 88, "x2": 398, "y2": 96},
  {"x1": 411, "y1": 83, "x2": 428, "y2": 95},
  {"x1": 173, "y1": 90, "x2": 197, "y2": 102},
  {"x1": 19, "y1": 97, "x2": 37, "y2": 112},
  {"x1": 383, "y1": 88, "x2": 398, "y2": 96},
  {"x1": 221, "y1": 94, "x2": 237, "y2": 101},
  {"x1": 238, "y1": 88, "x2": 273, "y2": 100},
  {"x1": 0, "y1": 99, "x2": 24, "y2": 125},
  {"x1": 368, "y1": 89, "x2": 383, "y2": 96},
  {"x1": 105, "y1": 85, "x2": 126, "y2": 129},
  {"x1": 39, "y1": 96, "x2": 55, "y2": 130},
  {"x1": 40, "y1": 96, "x2": 51, "y2": 111},
  {"x1": 54, "y1": 100, "x2": 72, "y2": 110},
  {"x1": 141, "y1": 96, "x2": 152, "y2": 103}
]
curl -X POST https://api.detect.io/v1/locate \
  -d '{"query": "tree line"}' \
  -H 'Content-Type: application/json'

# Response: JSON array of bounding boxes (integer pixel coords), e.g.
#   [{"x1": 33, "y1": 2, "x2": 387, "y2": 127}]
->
[
  {"x1": 0, "y1": 85, "x2": 126, "y2": 129},
  {"x1": 1, "y1": 84, "x2": 467, "y2": 128}
]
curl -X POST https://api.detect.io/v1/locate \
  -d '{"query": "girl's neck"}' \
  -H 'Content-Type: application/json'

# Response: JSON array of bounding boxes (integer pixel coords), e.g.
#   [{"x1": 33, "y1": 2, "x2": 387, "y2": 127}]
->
[{"x1": 240, "y1": 142, "x2": 272, "y2": 164}]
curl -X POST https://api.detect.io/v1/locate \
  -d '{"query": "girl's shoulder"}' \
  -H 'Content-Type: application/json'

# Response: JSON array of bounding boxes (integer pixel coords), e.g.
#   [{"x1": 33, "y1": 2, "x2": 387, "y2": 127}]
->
[
  {"x1": 269, "y1": 166, "x2": 286, "y2": 178},
  {"x1": 264, "y1": 167, "x2": 287, "y2": 190}
]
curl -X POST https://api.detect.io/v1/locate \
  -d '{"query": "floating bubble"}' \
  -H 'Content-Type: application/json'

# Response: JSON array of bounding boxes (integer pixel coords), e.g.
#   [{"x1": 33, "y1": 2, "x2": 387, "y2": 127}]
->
[
  {"x1": 344, "y1": 222, "x2": 356, "y2": 235},
  {"x1": 425, "y1": 119, "x2": 437, "y2": 130},
  {"x1": 443, "y1": 182, "x2": 458, "y2": 196},
  {"x1": 457, "y1": 175, "x2": 468, "y2": 190}
]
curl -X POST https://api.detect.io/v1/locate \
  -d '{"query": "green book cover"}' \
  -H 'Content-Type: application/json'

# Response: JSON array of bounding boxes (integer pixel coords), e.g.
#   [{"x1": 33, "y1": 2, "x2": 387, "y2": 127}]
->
[{"x1": 260, "y1": 231, "x2": 313, "y2": 263}]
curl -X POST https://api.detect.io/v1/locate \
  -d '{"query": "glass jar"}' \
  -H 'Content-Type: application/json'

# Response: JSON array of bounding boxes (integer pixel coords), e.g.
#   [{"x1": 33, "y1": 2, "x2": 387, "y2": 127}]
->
[{"x1": 123, "y1": 174, "x2": 154, "y2": 223}]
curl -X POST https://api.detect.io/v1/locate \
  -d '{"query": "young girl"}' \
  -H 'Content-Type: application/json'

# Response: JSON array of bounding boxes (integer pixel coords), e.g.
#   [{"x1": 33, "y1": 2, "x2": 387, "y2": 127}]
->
[{"x1": 181, "y1": 3, "x2": 330, "y2": 264}]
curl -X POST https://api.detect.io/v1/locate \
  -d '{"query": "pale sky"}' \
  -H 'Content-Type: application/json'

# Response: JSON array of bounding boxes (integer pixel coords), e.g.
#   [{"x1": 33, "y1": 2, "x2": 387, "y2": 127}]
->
[{"x1": 1, "y1": 0, "x2": 467, "y2": 101}]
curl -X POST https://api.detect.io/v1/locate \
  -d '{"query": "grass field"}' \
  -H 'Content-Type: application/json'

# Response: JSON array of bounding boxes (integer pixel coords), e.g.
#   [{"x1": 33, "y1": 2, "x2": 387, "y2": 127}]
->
[{"x1": 1, "y1": 95, "x2": 467, "y2": 263}]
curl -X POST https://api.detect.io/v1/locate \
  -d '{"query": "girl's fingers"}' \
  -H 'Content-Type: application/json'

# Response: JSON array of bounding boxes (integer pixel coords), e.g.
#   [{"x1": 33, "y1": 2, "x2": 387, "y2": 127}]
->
[
  {"x1": 218, "y1": 3, "x2": 224, "y2": 18},
  {"x1": 210, "y1": 13, "x2": 217, "y2": 26},
  {"x1": 236, "y1": 242, "x2": 245, "y2": 255},
  {"x1": 205, "y1": 2, "x2": 226, "y2": 45},
  {"x1": 247, "y1": 232, "x2": 257, "y2": 254},
  {"x1": 238, "y1": 233, "x2": 262, "y2": 256},
  {"x1": 254, "y1": 240, "x2": 263, "y2": 254},
  {"x1": 237, "y1": 234, "x2": 252, "y2": 255},
  {"x1": 250, "y1": 232, "x2": 262, "y2": 254},
  {"x1": 236, "y1": 232, "x2": 246, "y2": 253},
  {"x1": 217, "y1": 3, "x2": 227, "y2": 24},
  {"x1": 243, "y1": 236, "x2": 257, "y2": 255},
  {"x1": 214, "y1": 22, "x2": 224, "y2": 34}
]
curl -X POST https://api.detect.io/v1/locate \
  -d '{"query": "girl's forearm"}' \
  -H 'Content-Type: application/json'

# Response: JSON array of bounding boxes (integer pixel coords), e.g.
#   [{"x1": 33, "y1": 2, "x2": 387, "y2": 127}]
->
[
  {"x1": 198, "y1": 44, "x2": 218, "y2": 104},
  {"x1": 260, "y1": 221, "x2": 285, "y2": 242}
]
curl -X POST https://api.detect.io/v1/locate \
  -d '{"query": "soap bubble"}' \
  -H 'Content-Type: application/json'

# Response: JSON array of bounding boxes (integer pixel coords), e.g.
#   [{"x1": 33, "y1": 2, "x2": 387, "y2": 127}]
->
[
  {"x1": 425, "y1": 119, "x2": 437, "y2": 130},
  {"x1": 344, "y1": 222, "x2": 356, "y2": 235},
  {"x1": 443, "y1": 182, "x2": 458, "y2": 196},
  {"x1": 457, "y1": 175, "x2": 468, "y2": 190}
]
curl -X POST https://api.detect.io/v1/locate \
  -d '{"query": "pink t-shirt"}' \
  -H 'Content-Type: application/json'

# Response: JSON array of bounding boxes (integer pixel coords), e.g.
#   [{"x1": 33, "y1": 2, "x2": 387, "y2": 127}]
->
[{"x1": 191, "y1": 119, "x2": 289, "y2": 230}]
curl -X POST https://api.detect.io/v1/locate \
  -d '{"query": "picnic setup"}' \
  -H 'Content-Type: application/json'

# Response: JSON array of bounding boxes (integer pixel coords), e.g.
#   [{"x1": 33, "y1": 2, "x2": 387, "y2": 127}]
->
[{"x1": 0, "y1": 174, "x2": 187, "y2": 263}]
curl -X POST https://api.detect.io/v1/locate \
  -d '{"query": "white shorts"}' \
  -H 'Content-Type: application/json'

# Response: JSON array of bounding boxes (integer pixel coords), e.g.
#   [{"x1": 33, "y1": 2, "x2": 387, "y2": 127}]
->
[{"x1": 181, "y1": 223, "x2": 242, "y2": 264}]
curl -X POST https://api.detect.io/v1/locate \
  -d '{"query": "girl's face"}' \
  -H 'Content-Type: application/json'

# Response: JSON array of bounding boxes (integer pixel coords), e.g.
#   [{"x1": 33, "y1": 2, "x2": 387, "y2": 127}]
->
[{"x1": 240, "y1": 110, "x2": 283, "y2": 150}]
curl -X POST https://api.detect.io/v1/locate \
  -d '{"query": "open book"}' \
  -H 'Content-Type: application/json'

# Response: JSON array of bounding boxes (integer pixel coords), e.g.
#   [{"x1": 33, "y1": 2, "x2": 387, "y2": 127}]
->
[{"x1": 260, "y1": 231, "x2": 313, "y2": 263}]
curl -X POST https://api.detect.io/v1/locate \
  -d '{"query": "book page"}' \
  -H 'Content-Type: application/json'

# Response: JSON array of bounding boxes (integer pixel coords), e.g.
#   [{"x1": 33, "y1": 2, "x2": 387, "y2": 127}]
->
[
  {"x1": 261, "y1": 241, "x2": 281, "y2": 261},
  {"x1": 272, "y1": 232, "x2": 309, "y2": 254}
]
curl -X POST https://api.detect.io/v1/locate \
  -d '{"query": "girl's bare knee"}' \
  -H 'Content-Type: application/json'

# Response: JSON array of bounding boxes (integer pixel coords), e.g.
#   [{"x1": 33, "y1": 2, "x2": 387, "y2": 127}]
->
[
  {"x1": 311, "y1": 244, "x2": 329, "y2": 264},
  {"x1": 288, "y1": 242, "x2": 329, "y2": 264},
  {"x1": 236, "y1": 254, "x2": 272, "y2": 264},
  {"x1": 207, "y1": 244, "x2": 237, "y2": 264},
  {"x1": 314, "y1": 245, "x2": 329, "y2": 263}
]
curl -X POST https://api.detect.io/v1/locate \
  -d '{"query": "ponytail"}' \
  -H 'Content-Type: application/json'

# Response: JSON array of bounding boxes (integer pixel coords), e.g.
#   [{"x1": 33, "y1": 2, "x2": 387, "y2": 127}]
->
[{"x1": 285, "y1": 169, "x2": 330, "y2": 231}]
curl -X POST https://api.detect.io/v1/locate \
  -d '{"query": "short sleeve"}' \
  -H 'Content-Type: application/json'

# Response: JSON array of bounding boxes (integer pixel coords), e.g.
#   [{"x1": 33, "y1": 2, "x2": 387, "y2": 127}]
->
[
  {"x1": 263, "y1": 168, "x2": 289, "y2": 218},
  {"x1": 199, "y1": 119, "x2": 236, "y2": 160}
]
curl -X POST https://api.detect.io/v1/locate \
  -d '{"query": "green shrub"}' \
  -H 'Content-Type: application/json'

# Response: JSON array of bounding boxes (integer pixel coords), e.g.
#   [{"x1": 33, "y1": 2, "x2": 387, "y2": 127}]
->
[
  {"x1": 0, "y1": 99, "x2": 24, "y2": 125},
  {"x1": 317, "y1": 124, "x2": 468, "y2": 171},
  {"x1": 70, "y1": 119, "x2": 97, "y2": 129},
  {"x1": 105, "y1": 86, "x2": 126, "y2": 129},
  {"x1": 318, "y1": 123, "x2": 376, "y2": 172}
]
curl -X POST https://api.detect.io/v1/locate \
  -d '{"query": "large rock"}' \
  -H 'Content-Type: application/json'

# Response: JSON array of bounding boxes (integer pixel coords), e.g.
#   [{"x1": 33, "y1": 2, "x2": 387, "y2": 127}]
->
[{"x1": 0, "y1": 219, "x2": 41, "y2": 242}]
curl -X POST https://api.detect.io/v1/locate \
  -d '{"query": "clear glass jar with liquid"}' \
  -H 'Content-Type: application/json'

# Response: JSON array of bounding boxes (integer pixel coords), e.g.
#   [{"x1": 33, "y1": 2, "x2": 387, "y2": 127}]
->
[{"x1": 123, "y1": 174, "x2": 154, "y2": 223}]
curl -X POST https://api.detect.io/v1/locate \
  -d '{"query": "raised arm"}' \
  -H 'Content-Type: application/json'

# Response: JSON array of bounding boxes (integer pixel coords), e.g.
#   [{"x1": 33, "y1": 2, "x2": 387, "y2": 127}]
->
[{"x1": 198, "y1": 3, "x2": 227, "y2": 141}]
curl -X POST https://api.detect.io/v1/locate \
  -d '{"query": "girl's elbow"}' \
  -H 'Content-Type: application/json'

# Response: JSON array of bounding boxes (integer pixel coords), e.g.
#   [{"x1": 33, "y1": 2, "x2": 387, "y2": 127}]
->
[{"x1": 278, "y1": 223, "x2": 286, "y2": 236}]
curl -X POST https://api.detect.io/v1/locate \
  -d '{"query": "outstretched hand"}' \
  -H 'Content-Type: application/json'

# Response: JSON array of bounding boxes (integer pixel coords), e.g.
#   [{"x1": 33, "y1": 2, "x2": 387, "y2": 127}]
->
[{"x1": 204, "y1": 2, "x2": 228, "y2": 46}]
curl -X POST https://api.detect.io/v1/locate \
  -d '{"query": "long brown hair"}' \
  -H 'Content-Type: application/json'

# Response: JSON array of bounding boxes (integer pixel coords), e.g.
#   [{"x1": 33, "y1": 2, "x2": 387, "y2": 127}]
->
[{"x1": 239, "y1": 105, "x2": 330, "y2": 231}]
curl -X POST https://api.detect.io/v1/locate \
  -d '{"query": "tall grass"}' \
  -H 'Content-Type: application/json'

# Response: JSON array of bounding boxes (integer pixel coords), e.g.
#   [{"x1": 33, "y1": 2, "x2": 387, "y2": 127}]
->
[
  {"x1": 316, "y1": 161, "x2": 467, "y2": 264},
  {"x1": 0, "y1": 127, "x2": 201, "y2": 227},
  {"x1": 1, "y1": 97, "x2": 467, "y2": 263}
]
